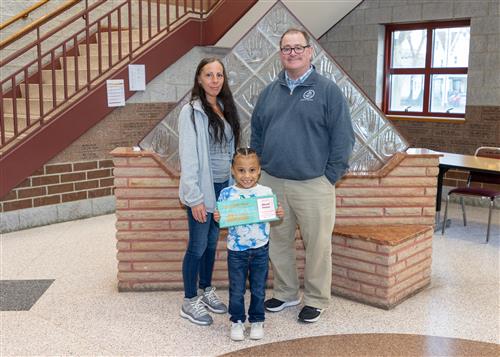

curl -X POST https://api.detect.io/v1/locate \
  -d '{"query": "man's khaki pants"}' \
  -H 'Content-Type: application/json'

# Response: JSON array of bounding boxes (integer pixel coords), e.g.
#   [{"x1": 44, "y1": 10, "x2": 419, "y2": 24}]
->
[{"x1": 260, "y1": 171, "x2": 336, "y2": 309}]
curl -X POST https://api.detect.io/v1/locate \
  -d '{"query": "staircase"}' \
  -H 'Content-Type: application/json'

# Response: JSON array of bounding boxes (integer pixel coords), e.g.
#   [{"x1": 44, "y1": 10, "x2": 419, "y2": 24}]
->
[{"x1": 0, "y1": 0, "x2": 257, "y2": 198}]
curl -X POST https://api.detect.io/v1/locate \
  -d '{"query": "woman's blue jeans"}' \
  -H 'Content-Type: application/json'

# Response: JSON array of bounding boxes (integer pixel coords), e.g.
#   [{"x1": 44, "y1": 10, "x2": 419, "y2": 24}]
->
[
  {"x1": 182, "y1": 181, "x2": 227, "y2": 299},
  {"x1": 227, "y1": 244, "x2": 269, "y2": 323}
]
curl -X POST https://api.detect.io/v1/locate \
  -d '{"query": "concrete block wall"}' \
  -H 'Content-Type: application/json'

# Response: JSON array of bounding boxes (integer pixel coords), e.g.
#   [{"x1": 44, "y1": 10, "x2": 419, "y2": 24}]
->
[
  {"x1": 128, "y1": 46, "x2": 229, "y2": 103},
  {"x1": 111, "y1": 148, "x2": 439, "y2": 292}
]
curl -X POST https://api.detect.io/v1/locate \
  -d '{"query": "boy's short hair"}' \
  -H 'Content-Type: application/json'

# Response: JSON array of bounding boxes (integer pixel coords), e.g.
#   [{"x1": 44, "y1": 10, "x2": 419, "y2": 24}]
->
[{"x1": 232, "y1": 147, "x2": 259, "y2": 165}]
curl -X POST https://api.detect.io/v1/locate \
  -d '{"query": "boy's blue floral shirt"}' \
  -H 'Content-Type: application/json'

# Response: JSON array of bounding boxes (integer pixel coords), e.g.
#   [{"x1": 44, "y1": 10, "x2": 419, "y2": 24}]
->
[{"x1": 218, "y1": 184, "x2": 273, "y2": 251}]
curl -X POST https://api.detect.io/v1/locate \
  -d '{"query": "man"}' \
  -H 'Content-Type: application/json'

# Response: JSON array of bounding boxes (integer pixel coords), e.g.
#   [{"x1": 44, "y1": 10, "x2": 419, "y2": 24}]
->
[{"x1": 250, "y1": 28, "x2": 355, "y2": 323}]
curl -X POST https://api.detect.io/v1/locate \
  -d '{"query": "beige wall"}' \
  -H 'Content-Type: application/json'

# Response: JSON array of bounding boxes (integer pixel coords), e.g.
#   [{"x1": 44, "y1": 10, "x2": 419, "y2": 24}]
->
[{"x1": 319, "y1": 0, "x2": 500, "y2": 155}]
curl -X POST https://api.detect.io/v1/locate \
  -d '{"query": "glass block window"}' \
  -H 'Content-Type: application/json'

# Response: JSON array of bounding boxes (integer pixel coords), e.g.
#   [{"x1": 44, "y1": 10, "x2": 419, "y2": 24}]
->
[
  {"x1": 141, "y1": 2, "x2": 409, "y2": 174},
  {"x1": 383, "y1": 20, "x2": 470, "y2": 118}
]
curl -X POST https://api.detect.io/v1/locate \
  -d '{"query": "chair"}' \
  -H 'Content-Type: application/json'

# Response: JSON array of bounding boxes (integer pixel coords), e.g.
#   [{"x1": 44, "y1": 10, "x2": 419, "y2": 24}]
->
[{"x1": 442, "y1": 147, "x2": 500, "y2": 243}]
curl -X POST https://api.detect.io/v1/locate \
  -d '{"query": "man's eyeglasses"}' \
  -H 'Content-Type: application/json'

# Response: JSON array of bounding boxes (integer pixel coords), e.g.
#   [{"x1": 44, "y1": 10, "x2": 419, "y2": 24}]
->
[{"x1": 280, "y1": 45, "x2": 311, "y2": 55}]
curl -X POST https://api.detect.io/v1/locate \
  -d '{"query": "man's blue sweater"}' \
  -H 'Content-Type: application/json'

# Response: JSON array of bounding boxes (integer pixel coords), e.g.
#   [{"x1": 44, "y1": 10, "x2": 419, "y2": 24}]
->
[{"x1": 251, "y1": 69, "x2": 355, "y2": 184}]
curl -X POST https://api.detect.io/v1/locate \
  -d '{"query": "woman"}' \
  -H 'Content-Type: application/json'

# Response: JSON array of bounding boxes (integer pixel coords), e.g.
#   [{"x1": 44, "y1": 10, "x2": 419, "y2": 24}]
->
[{"x1": 178, "y1": 57, "x2": 240, "y2": 326}]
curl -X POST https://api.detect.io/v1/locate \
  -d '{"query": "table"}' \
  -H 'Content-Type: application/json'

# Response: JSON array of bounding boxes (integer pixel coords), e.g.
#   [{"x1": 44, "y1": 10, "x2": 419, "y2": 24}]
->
[{"x1": 407, "y1": 148, "x2": 500, "y2": 229}]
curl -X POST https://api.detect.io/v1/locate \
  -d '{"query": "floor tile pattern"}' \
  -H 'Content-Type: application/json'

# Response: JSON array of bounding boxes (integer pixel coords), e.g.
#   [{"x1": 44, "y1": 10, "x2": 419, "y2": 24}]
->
[
  {"x1": 0, "y1": 203, "x2": 498, "y2": 355},
  {"x1": 0, "y1": 279, "x2": 54, "y2": 311}
]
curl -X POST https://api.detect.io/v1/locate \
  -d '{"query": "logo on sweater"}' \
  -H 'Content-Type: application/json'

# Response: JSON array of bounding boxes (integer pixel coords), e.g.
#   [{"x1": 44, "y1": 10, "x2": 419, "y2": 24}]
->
[{"x1": 301, "y1": 89, "x2": 315, "y2": 101}]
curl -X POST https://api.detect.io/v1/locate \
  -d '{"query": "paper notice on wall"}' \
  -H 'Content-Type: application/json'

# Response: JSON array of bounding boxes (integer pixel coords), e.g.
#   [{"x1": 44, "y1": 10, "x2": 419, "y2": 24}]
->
[
  {"x1": 106, "y1": 79, "x2": 125, "y2": 107},
  {"x1": 128, "y1": 64, "x2": 146, "y2": 91}
]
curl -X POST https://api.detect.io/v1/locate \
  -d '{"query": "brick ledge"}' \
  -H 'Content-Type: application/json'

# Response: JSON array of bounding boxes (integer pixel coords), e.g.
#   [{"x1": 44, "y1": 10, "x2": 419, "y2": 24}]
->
[
  {"x1": 333, "y1": 225, "x2": 433, "y2": 246},
  {"x1": 110, "y1": 147, "x2": 179, "y2": 177}
]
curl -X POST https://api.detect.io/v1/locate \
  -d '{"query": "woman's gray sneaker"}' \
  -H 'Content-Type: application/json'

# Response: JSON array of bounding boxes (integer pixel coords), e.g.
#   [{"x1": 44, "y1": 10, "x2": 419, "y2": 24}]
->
[
  {"x1": 200, "y1": 286, "x2": 228, "y2": 314},
  {"x1": 180, "y1": 296, "x2": 213, "y2": 325}
]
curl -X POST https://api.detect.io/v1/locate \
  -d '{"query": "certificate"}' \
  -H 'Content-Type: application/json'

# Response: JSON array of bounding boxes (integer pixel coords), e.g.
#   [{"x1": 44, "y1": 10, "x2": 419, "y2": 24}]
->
[{"x1": 217, "y1": 195, "x2": 279, "y2": 228}]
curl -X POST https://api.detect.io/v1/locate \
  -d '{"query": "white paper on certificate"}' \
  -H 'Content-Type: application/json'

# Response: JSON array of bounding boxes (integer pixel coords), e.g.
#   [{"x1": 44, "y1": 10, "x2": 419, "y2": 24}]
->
[
  {"x1": 257, "y1": 197, "x2": 277, "y2": 221},
  {"x1": 106, "y1": 79, "x2": 125, "y2": 107},
  {"x1": 128, "y1": 64, "x2": 146, "y2": 91}
]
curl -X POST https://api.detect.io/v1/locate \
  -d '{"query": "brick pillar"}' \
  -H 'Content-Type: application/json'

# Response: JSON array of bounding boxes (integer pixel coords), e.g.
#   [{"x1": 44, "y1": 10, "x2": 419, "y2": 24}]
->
[
  {"x1": 332, "y1": 225, "x2": 433, "y2": 309},
  {"x1": 111, "y1": 148, "x2": 187, "y2": 291}
]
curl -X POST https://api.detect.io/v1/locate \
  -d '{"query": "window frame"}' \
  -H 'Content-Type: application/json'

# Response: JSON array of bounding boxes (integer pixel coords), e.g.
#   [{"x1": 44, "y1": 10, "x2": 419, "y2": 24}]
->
[{"x1": 382, "y1": 20, "x2": 471, "y2": 120}]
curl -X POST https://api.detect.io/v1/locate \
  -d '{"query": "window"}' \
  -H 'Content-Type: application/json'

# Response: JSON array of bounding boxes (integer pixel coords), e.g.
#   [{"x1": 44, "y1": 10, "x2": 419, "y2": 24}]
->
[{"x1": 383, "y1": 20, "x2": 470, "y2": 119}]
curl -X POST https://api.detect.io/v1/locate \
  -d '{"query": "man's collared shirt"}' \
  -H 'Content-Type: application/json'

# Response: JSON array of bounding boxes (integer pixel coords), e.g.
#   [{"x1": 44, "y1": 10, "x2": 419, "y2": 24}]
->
[{"x1": 285, "y1": 65, "x2": 313, "y2": 93}]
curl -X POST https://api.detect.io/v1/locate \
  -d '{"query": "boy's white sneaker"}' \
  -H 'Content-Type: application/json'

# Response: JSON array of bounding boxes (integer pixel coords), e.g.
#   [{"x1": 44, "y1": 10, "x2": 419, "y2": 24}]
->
[
  {"x1": 250, "y1": 321, "x2": 264, "y2": 340},
  {"x1": 230, "y1": 320, "x2": 245, "y2": 341}
]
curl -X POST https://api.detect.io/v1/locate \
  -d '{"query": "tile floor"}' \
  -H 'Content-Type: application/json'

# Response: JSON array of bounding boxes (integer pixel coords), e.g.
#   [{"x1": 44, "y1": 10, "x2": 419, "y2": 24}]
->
[{"x1": 1, "y1": 203, "x2": 499, "y2": 356}]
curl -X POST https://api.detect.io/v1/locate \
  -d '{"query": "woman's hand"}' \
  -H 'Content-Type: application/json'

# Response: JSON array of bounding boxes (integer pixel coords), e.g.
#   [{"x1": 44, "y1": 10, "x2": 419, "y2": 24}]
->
[{"x1": 191, "y1": 203, "x2": 207, "y2": 223}]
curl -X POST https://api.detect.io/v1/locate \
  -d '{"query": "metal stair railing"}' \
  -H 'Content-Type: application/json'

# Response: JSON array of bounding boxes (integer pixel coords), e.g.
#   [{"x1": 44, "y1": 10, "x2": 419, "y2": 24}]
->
[
  {"x1": 0, "y1": 0, "x2": 218, "y2": 152},
  {"x1": 0, "y1": 0, "x2": 51, "y2": 33}
]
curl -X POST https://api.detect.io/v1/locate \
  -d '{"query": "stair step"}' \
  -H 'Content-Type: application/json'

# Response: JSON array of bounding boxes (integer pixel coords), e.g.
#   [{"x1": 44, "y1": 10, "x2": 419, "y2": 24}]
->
[
  {"x1": 2, "y1": 115, "x2": 41, "y2": 135},
  {"x1": 2, "y1": 116, "x2": 41, "y2": 129},
  {"x1": 60, "y1": 55, "x2": 115, "y2": 71},
  {"x1": 3, "y1": 98, "x2": 61, "y2": 115},
  {"x1": 41, "y1": 69, "x2": 100, "y2": 85},
  {"x1": 129, "y1": 3, "x2": 188, "y2": 25},
  {"x1": 98, "y1": 28, "x2": 161, "y2": 44},
  {"x1": 20, "y1": 83, "x2": 77, "y2": 100},
  {"x1": 1, "y1": 114, "x2": 40, "y2": 146},
  {"x1": 127, "y1": 6, "x2": 194, "y2": 31},
  {"x1": 78, "y1": 43, "x2": 138, "y2": 57}
]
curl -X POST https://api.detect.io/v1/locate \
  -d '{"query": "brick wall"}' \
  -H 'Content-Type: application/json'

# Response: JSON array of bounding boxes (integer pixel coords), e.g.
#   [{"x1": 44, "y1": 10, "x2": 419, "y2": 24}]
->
[
  {"x1": 112, "y1": 147, "x2": 439, "y2": 292},
  {"x1": 0, "y1": 159, "x2": 114, "y2": 213},
  {"x1": 336, "y1": 154, "x2": 439, "y2": 226},
  {"x1": 443, "y1": 169, "x2": 500, "y2": 191},
  {"x1": 391, "y1": 106, "x2": 499, "y2": 157}
]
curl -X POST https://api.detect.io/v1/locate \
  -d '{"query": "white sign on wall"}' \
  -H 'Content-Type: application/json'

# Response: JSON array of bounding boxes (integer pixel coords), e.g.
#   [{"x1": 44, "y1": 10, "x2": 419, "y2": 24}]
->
[
  {"x1": 128, "y1": 64, "x2": 146, "y2": 91},
  {"x1": 106, "y1": 79, "x2": 125, "y2": 107}
]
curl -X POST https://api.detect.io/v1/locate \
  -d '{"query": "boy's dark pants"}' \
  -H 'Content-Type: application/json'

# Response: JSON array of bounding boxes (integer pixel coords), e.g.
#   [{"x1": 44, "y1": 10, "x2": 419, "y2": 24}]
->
[{"x1": 227, "y1": 244, "x2": 269, "y2": 323}]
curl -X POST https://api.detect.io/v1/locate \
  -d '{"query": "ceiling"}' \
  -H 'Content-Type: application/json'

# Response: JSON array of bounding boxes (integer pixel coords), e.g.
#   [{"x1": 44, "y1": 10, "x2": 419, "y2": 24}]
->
[{"x1": 216, "y1": 0, "x2": 362, "y2": 47}]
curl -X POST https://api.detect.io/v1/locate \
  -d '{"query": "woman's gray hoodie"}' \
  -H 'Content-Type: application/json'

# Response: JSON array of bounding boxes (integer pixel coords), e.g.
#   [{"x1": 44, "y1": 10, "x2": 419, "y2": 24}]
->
[{"x1": 178, "y1": 99, "x2": 234, "y2": 213}]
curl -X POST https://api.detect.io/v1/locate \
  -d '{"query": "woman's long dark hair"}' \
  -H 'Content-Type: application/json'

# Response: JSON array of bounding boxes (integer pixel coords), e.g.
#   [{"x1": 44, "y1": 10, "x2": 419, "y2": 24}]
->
[{"x1": 191, "y1": 57, "x2": 240, "y2": 149}]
